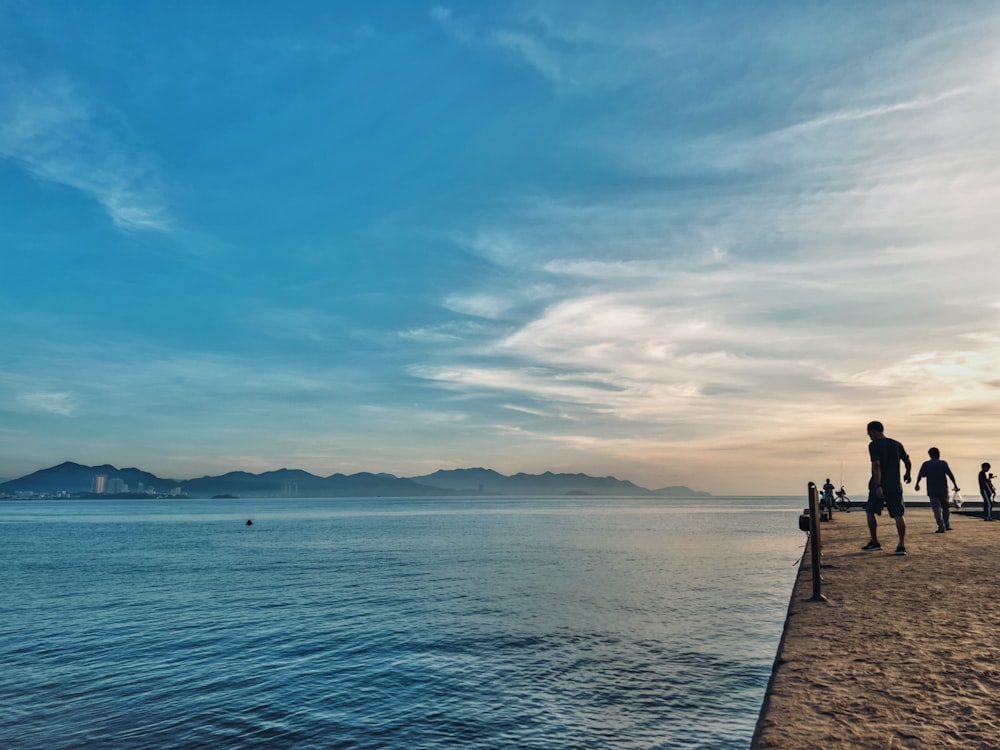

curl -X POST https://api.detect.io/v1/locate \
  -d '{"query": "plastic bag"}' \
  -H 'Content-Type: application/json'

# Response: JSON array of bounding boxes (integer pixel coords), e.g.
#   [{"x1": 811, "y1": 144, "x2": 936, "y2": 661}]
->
[{"x1": 951, "y1": 491, "x2": 963, "y2": 510}]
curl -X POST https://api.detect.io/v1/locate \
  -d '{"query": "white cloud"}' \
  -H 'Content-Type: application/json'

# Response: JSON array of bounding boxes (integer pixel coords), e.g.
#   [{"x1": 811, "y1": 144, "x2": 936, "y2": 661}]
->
[
  {"x1": 442, "y1": 292, "x2": 514, "y2": 320},
  {"x1": 412, "y1": 179, "x2": 1000, "y2": 479},
  {"x1": 18, "y1": 392, "x2": 76, "y2": 416},
  {"x1": 430, "y1": 6, "x2": 572, "y2": 85},
  {"x1": 781, "y1": 87, "x2": 973, "y2": 135},
  {"x1": 0, "y1": 69, "x2": 171, "y2": 232},
  {"x1": 429, "y1": 5, "x2": 475, "y2": 46},
  {"x1": 489, "y1": 29, "x2": 565, "y2": 84}
]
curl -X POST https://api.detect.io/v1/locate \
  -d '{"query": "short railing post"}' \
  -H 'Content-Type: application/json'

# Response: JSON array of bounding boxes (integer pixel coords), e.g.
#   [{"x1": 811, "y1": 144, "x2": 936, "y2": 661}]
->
[{"x1": 807, "y1": 481, "x2": 827, "y2": 602}]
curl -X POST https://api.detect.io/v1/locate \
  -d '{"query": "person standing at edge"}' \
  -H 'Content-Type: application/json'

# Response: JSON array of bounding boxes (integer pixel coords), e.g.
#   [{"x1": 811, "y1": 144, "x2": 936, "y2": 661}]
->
[
  {"x1": 822, "y1": 478, "x2": 835, "y2": 512},
  {"x1": 978, "y1": 463, "x2": 996, "y2": 521},
  {"x1": 914, "y1": 447, "x2": 959, "y2": 533},
  {"x1": 863, "y1": 420, "x2": 912, "y2": 555}
]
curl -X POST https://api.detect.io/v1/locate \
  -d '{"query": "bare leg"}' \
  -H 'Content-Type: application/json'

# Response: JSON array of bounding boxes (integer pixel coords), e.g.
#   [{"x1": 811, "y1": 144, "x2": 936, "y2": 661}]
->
[
  {"x1": 866, "y1": 512, "x2": 878, "y2": 543},
  {"x1": 895, "y1": 516, "x2": 906, "y2": 548}
]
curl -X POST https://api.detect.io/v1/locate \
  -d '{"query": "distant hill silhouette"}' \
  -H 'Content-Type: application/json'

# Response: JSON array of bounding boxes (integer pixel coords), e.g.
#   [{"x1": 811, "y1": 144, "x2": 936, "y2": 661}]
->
[
  {"x1": 1, "y1": 461, "x2": 176, "y2": 494},
  {"x1": 181, "y1": 468, "x2": 439, "y2": 497},
  {"x1": 1, "y1": 462, "x2": 711, "y2": 498},
  {"x1": 407, "y1": 467, "x2": 708, "y2": 497}
]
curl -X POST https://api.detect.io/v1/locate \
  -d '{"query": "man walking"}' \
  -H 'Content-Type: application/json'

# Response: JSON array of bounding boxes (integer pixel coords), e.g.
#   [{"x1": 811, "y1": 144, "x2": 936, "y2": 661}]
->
[
  {"x1": 914, "y1": 447, "x2": 959, "y2": 533},
  {"x1": 863, "y1": 420, "x2": 912, "y2": 555},
  {"x1": 978, "y1": 463, "x2": 996, "y2": 521}
]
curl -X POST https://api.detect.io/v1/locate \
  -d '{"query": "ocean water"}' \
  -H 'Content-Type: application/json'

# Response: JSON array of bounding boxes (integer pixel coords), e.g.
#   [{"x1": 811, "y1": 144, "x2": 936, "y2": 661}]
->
[{"x1": 0, "y1": 496, "x2": 803, "y2": 749}]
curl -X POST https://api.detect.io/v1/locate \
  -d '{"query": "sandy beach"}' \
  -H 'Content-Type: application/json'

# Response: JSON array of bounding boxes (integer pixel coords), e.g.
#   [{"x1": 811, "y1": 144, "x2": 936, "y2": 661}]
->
[{"x1": 751, "y1": 504, "x2": 1000, "y2": 749}]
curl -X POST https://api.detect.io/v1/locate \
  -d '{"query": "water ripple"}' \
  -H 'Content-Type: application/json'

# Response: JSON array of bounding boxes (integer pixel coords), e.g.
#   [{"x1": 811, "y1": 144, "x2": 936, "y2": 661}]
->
[{"x1": 0, "y1": 497, "x2": 801, "y2": 749}]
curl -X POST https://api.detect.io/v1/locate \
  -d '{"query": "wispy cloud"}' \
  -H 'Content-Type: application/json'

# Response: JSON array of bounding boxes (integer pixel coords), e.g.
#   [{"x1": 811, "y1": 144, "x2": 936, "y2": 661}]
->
[
  {"x1": 430, "y1": 5, "x2": 571, "y2": 85},
  {"x1": 489, "y1": 29, "x2": 565, "y2": 84},
  {"x1": 780, "y1": 88, "x2": 973, "y2": 135},
  {"x1": 17, "y1": 391, "x2": 76, "y2": 416},
  {"x1": 429, "y1": 6, "x2": 474, "y2": 45},
  {"x1": 442, "y1": 292, "x2": 515, "y2": 320},
  {"x1": 0, "y1": 68, "x2": 171, "y2": 232}
]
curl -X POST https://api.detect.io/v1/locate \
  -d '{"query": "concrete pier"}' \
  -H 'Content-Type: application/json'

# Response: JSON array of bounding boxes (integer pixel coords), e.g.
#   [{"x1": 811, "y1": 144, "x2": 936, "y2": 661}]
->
[{"x1": 751, "y1": 506, "x2": 1000, "y2": 749}]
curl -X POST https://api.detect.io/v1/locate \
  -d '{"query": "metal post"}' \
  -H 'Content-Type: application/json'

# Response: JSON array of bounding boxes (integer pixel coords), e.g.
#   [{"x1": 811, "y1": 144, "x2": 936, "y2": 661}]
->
[{"x1": 807, "y1": 481, "x2": 827, "y2": 602}]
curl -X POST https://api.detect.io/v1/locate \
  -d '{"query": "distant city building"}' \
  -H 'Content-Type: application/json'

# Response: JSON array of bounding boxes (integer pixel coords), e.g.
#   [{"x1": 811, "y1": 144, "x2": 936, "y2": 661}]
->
[
  {"x1": 93, "y1": 474, "x2": 107, "y2": 494},
  {"x1": 282, "y1": 483, "x2": 298, "y2": 498},
  {"x1": 107, "y1": 477, "x2": 128, "y2": 494}
]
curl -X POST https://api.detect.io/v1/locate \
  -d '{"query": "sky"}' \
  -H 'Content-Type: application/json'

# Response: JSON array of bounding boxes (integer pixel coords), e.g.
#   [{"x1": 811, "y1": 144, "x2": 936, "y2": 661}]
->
[{"x1": 2, "y1": 1, "x2": 999, "y2": 495}]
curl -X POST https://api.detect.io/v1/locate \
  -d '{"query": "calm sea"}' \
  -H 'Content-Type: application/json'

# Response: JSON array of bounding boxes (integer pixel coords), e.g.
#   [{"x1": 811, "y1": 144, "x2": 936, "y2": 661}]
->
[{"x1": 0, "y1": 496, "x2": 803, "y2": 749}]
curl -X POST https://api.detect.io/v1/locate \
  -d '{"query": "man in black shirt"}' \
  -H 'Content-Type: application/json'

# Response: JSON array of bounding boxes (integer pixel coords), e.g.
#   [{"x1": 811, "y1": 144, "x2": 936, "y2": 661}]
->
[{"x1": 863, "y1": 420, "x2": 912, "y2": 555}]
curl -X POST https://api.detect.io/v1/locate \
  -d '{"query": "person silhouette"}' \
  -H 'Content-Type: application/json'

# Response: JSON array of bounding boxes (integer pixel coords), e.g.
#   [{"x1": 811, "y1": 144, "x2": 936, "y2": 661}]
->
[
  {"x1": 914, "y1": 447, "x2": 959, "y2": 533},
  {"x1": 978, "y1": 463, "x2": 996, "y2": 521},
  {"x1": 863, "y1": 421, "x2": 912, "y2": 555},
  {"x1": 822, "y1": 478, "x2": 835, "y2": 512}
]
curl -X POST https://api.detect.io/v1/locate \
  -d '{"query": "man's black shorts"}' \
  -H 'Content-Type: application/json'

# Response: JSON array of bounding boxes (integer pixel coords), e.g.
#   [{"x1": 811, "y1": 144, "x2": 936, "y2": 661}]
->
[{"x1": 866, "y1": 488, "x2": 905, "y2": 518}]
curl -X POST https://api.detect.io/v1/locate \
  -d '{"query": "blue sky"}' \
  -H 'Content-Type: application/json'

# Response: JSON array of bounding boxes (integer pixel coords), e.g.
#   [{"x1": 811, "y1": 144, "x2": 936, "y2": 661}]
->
[{"x1": 2, "y1": 1, "x2": 999, "y2": 494}]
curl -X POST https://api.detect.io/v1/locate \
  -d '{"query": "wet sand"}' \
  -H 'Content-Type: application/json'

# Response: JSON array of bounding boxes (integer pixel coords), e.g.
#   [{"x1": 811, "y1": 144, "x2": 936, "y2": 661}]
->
[{"x1": 751, "y1": 506, "x2": 1000, "y2": 749}]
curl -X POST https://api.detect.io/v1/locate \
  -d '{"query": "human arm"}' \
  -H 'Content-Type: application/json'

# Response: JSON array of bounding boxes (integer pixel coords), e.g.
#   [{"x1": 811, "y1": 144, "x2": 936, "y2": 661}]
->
[
  {"x1": 945, "y1": 466, "x2": 959, "y2": 492},
  {"x1": 871, "y1": 459, "x2": 883, "y2": 498}
]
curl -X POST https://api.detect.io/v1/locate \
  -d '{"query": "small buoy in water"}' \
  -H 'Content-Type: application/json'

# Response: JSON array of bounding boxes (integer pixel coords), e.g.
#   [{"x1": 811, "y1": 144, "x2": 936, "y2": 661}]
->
[{"x1": 246, "y1": 519, "x2": 253, "y2": 526}]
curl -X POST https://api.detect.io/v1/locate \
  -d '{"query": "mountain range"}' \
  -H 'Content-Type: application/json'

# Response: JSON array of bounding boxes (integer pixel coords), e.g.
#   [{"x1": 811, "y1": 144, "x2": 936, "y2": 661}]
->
[{"x1": 0, "y1": 462, "x2": 710, "y2": 498}]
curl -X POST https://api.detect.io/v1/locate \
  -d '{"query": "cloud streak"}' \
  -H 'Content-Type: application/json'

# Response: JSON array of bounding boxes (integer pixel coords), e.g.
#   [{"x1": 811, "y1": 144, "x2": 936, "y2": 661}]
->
[
  {"x1": 16, "y1": 392, "x2": 76, "y2": 417},
  {"x1": 0, "y1": 69, "x2": 171, "y2": 232},
  {"x1": 430, "y1": 5, "x2": 571, "y2": 85}
]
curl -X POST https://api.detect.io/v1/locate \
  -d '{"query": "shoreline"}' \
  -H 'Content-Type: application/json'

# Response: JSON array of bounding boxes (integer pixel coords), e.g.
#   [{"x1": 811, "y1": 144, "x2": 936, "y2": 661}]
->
[{"x1": 750, "y1": 506, "x2": 1000, "y2": 749}]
